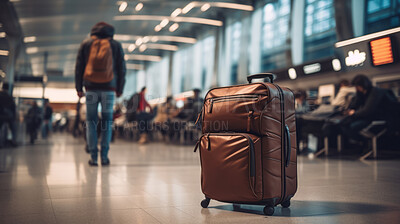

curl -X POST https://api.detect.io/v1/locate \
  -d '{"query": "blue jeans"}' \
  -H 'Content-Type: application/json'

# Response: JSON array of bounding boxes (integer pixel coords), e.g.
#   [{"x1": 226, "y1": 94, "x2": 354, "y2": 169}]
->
[{"x1": 86, "y1": 90, "x2": 115, "y2": 162}]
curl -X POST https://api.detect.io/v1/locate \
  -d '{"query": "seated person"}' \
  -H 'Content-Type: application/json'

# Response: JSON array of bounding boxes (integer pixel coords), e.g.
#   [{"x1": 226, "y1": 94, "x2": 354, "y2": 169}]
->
[
  {"x1": 342, "y1": 74, "x2": 398, "y2": 146},
  {"x1": 169, "y1": 89, "x2": 203, "y2": 142},
  {"x1": 153, "y1": 96, "x2": 178, "y2": 141},
  {"x1": 331, "y1": 79, "x2": 356, "y2": 108}
]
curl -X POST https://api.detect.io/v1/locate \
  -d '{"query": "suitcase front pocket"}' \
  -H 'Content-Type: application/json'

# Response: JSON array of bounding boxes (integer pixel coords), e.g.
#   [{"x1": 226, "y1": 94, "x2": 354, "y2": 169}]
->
[
  {"x1": 202, "y1": 94, "x2": 267, "y2": 134},
  {"x1": 200, "y1": 133, "x2": 262, "y2": 202}
]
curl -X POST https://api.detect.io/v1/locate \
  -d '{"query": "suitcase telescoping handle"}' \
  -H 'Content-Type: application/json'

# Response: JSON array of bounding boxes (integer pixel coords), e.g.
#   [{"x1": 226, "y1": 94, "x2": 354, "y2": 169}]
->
[{"x1": 247, "y1": 73, "x2": 276, "y2": 84}]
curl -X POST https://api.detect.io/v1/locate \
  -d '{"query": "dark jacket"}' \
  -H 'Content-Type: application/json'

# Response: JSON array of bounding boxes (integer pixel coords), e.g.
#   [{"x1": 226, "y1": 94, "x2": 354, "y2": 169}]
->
[
  {"x1": 0, "y1": 90, "x2": 16, "y2": 120},
  {"x1": 349, "y1": 87, "x2": 398, "y2": 122},
  {"x1": 75, "y1": 23, "x2": 126, "y2": 94}
]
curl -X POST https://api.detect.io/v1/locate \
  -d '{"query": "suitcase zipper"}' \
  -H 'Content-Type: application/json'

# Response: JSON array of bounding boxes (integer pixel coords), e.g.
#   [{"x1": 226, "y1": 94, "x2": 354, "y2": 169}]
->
[
  {"x1": 208, "y1": 95, "x2": 260, "y2": 113},
  {"x1": 273, "y1": 84, "x2": 287, "y2": 204}
]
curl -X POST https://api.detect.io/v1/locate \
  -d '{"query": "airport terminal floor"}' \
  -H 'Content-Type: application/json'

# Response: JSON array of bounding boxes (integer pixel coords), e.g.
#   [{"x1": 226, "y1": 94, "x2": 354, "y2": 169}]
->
[{"x1": 0, "y1": 134, "x2": 399, "y2": 224}]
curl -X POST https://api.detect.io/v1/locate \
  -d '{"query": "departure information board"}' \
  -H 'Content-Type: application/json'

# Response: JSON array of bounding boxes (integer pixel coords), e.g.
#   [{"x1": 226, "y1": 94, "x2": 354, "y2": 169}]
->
[{"x1": 370, "y1": 37, "x2": 395, "y2": 66}]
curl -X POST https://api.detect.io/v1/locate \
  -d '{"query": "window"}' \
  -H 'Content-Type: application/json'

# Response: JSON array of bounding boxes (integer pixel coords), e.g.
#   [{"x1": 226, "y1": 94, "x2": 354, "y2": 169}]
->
[
  {"x1": 230, "y1": 22, "x2": 241, "y2": 84},
  {"x1": 303, "y1": 0, "x2": 336, "y2": 62},
  {"x1": 262, "y1": 0, "x2": 291, "y2": 51},
  {"x1": 366, "y1": 0, "x2": 400, "y2": 34},
  {"x1": 261, "y1": 0, "x2": 291, "y2": 71}
]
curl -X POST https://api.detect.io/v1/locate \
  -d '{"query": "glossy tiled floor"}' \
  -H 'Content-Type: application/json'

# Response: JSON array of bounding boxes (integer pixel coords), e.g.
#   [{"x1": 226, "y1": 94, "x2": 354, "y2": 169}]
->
[{"x1": 0, "y1": 134, "x2": 399, "y2": 224}]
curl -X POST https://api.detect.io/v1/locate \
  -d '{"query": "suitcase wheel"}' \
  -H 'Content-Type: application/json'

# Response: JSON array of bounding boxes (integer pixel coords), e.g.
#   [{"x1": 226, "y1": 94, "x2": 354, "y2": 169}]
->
[
  {"x1": 281, "y1": 200, "x2": 290, "y2": 208},
  {"x1": 201, "y1": 198, "x2": 210, "y2": 208},
  {"x1": 232, "y1": 204, "x2": 240, "y2": 210},
  {"x1": 263, "y1": 206, "x2": 274, "y2": 216}
]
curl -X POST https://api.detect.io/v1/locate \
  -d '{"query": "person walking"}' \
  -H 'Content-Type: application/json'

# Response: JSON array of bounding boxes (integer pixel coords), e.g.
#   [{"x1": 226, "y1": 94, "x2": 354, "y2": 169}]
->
[
  {"x1": 42, "y1": 100, "x2": 53, "y2": 139},
  {"x1": 25, "y1": 101, "x2": 42, "y2": 144},
  {"x1": 75, "y1": 22, "x2": 126, "y2": 166}
]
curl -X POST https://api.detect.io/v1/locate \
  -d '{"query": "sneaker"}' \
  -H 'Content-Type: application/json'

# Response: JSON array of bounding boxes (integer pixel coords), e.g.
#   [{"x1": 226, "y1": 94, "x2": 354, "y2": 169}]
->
[
  {"x1": 101, "y1": 158, "x2": 110, "y2": 166},
  {"x1": 88, "y1": 159, "x2": 98, "y2": 166}
]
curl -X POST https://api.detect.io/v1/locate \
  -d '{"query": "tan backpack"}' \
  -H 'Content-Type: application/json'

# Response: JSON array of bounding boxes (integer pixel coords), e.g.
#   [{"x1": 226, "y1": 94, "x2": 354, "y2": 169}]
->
[{"x1": 83, "y1": 37, "x2": 114, "y2": 83}]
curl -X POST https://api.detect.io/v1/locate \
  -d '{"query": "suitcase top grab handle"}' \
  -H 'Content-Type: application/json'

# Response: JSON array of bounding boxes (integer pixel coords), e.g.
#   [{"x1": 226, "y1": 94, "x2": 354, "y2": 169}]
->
[{"x1": 247, "y1": 73, "x2": 276, "y2": 84}]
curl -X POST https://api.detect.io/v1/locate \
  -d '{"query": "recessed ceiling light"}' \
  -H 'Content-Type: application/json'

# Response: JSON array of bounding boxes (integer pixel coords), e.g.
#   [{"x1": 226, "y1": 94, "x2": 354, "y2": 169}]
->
[
  {"x1": 288, "y1": 68, "x2": 297, "y2": 80},
  {"x1": 135, "y1": 3, "x2": 143, "y2": 11},
  {"x1": 169, "y1": 23, "x2": 179, "y2": 32},
  {"x1": 139, "y1": 45, "x2": 147, "y2": 52},
  {"x1": 26, "y1": 47, "x2": 39, "y2": 54},
  {"x1": 151, "y1": 36, "x2": 159, "y2": 42},
  {"x1": 160, "y1": 19, "x2": 169, "y2": 28},
  {"x1": 0, "y1": 50, "x2": 9, "y2": 56},
  {"x1": 125, "y1": 54, "x2": 161, "y2": 62},
  {"x1": 171, "y1": 8, "x2": 182, "y2": 18},
  {"x1": 182, "y1": 2, "x2": 195, "y2": 14},
  {"x1": 119, "y1": 1, "x2": 128, "y2": 12},
  {"x1": 142, "y1": 36, "x2": 150, "y2": 43},
  {"x1": 0, "y1": 32, "x2": 6, "y2": 38},
  {"x1": 154, "y1": 25, "x2": 162, "y2": 32},
  {"x1": 201, "y1": 4, "x2": 211, "y2": 12},
  {"x1": 135, "y1": 38, "x2": 143, "y2": 45},
  {"x1": 128, "y1": 44, "x2": 136, "y2": 52},
  {"x1": 24, "y1": 36, "x2": 37, "y2": 43}
]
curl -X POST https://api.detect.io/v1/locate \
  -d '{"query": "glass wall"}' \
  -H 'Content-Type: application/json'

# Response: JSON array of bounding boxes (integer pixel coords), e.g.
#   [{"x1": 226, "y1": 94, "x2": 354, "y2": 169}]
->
[
  {"x1": 303, "y1": 0, "x2": 336, "y2": 61},
  {"x1": 230, "y1": 21, "x2": 241, "y2": 84},
  {"x1": 146, "y1": 56, "x2": 169, "y2": 100},
  {"x1": 261, "y1": 0, "x2": 291, "y2": 71},
  {"x1": 366, "y1": 0, "x2": 400, "y2": 34}
]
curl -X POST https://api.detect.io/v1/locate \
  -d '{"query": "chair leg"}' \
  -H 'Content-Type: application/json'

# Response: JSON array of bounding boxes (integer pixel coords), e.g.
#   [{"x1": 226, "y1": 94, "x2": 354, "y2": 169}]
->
[
  {"x1": 337, "y1": 135, "x2": 342, "y2": 153},
  {"x1": 315, "y1": 137, "x2": 328, "y2": 157},
  {"x1": 372, "y1": 136, "x2": 377, "y2": 159}
]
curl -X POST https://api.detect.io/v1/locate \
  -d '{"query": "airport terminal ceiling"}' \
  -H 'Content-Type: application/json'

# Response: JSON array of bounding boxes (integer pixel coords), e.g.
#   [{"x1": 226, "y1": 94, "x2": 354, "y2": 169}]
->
[{"x1": 0, "y1": 0, "x2": 255, "y2": 85}]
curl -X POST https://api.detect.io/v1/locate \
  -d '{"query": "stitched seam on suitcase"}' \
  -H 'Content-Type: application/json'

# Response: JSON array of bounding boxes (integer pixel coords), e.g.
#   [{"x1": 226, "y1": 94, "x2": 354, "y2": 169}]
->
[
  {"x1": 264, "y1": 168, "x2": 281, "y2": 178},
  {"x1": 264, "y1": 116, "x2": 280, "y2": 124},
  {"x1": 265, "y1": 157, "x2": 281, "y2": 163},
  {"x1": 264, "y1": 148, "x2": 280, "y2": 154}
]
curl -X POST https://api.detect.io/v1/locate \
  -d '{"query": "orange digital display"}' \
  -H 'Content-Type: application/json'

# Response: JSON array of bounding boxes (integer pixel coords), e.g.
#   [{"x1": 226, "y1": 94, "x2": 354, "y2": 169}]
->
[{"x1": 370, "y1": 37, "x2": 394, "y2": 66}]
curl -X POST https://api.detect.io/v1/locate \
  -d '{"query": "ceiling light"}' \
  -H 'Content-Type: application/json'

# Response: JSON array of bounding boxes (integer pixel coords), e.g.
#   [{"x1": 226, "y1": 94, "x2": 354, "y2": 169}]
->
[
  {"x1": 0, "y1": 50, "x2": 9, "y2": 56},
  {"x1": 119, "y1": 1, "x2": 128, "y2": 12},
  {"x1": 116, "y1": 34, "x2": 196, "y2": 44},
  {"x1": 151, "y1": 36, "x2": 159, "y2": 42},
  {"x1": 335, "y1": 27, "x2": 400, "y2": 48},
  {"x1": 126, "y1": 63, "x2": 144, "y2": 70},
  {"x1": 139, "y1": 45, "x2": 147, "y2": 52},
  {"x1": 135, "y1": 38, "x2": 143, "y2": 45},
  {"x1": 24, "y1": 36, "x2": 37, "y2": 43},
  {"x1": 142, "y1": 36, "x2": 150, "y2": 43},
  {"x1": 125, "y1": 54, "x2": 162, "y2": 62},
  {"x1": 26, "y1": 47, "x2": 39, "y2": 54},
  {"x1": 201, "y1": 4, "x2": 211, "y2": 12},
  {"x1": 172, "y1": 17, "x2": 222, "y2": 26},
  {"x1": 152, "y1": 35, "x2": 196, "y2": 44},
  {"x1": 128, "y1": 44, "x2": 136, "y2": 52},
  {"x1": 147, "y1": 44, "x2": 178, "y2": 51},
  {"x1": 114, "y1": 15, "x2": 223, "y2": 26},
  {"x1": 0, "y1": 32, "x2": 6, "y2": 38},
  {"x1": 160, "y1": 19, "x2": 169, "y2": 28},
  {"x1": 332, "y1": 59, "x2": 341, "y2": 71},
  {"x1": 182, "y1": 2, "x2": 195, "y2": 14},
  {"x1": 169, "y1": 23, "x2": 179, "y2": 32},
  {"x1": 211, "y1": 2, "x2": 253, "y2": 11},
  {"x1": 171, "y1": 8, "x2": 182, "y2": 17},
  {"x1": 135, "y1": 2, "x2": 143, "y2": 11},
  {"x1": 154, "y1": 25, "x2": 162, "y2": 32},
  {"x1": 288, "y1": 68, "x2": 297, "y2": 80}
]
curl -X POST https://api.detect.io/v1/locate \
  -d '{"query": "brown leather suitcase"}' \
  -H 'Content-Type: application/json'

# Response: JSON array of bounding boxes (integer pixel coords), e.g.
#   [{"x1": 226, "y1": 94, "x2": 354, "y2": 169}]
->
[{"x1": 194, "y1": 73, "x2": 297, "y2": 216}]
